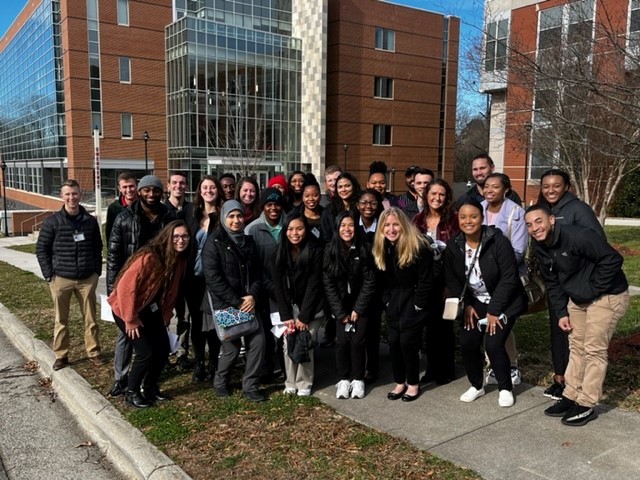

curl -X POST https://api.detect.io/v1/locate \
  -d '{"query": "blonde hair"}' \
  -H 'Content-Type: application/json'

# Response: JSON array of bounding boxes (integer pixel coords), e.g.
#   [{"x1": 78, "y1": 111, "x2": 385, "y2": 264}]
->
[{"x1": 373, "y1": 207, "x2": 427, "y2": 270}]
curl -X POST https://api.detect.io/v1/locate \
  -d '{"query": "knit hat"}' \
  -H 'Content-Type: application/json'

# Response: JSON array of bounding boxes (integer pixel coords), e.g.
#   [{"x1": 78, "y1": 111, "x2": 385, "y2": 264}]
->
[
  {"x1": 267, "y1": 174, "x2": 288, "y2": 194},
  {"x1": 137, "y1": 175, "x2": 163, "y2": 191},
  {"x1": 259, "y1": 187, "x2": 284, "y2": 210}
]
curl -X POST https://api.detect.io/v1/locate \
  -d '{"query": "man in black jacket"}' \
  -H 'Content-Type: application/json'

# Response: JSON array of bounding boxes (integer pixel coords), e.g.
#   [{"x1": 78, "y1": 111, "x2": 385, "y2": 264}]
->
[
  {"x1": 36, "y1": 180, "x2": 103, "y2": 371},
  {"x1": 106, "y1": 175, "x2": 176, "y2": 396},
  {"x1": 525, "y1": 204, "x2": 629, "y2": 426}
]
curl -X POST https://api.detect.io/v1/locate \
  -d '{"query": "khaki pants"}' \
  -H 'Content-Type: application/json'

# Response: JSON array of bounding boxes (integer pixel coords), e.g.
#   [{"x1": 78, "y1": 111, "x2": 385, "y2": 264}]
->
[
  {"x1": 564, "y1": 291, "x2": 629, "y2": 407},
  {"x1": 283, "y1": 318, "x2": 321, "y2": 391},
  {"x1": 49, "y1": 273, "x2": 100, "y2": 360}
]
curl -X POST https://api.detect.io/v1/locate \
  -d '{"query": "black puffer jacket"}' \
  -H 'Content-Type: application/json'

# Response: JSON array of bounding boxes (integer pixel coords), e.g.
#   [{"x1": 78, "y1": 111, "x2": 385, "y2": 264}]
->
[
  {"x1": 532, "y1": 223, "x2": 627, "y2": 319},
  {"x1": 106, "y1": 200, "x2": 175, "y2": 293},
  {"x1": 323, "y1": 244, "x2": 376, "y2": 320},
  {"x1": 201, "y1": 226, "x2": 262, "y2": 313},
  {"x1": 549, "y1": 191, "x2": 605, "y2": 238},
  {"x1": 380, "y1": 240, "x2": 434, "y2": 330},
  {"x1": 272, "y1": 244, "x2": 324, "y2": 324},
  {"x1": 36, "y1": 206, "x2": 102, "y2": 280},
  {"x1": 444, "y1": 226, "x2": 527, "y2": 320}
]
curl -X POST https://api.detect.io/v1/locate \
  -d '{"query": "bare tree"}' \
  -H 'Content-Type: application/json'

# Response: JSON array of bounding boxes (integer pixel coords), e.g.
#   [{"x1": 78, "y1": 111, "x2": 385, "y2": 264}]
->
[
  {"x1": 483, "y1": 0, "x2": 640, "y2": 222},
  {"x1": 207, "y1": 73, "x2": 267, "y2": 178},
  {"x1": 455, "y1": 106, "x2": 489, "y2": 182}
]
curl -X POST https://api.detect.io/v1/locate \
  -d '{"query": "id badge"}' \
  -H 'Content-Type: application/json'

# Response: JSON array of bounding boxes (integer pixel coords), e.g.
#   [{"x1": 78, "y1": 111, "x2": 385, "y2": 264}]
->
[
  {"x1": 311, "y1": 227, "x2": 320, "y2": 238},
  {"x1": 73, "y1": 232, "x2": 86, "y2": 242},
  {"x1": 149, "y1": 302, "x2": 159, "y2": 312}
]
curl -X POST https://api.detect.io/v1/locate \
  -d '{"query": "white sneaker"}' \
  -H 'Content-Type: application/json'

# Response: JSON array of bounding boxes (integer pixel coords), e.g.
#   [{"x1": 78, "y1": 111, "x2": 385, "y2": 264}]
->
[
  {"x1": 297, "y1": 388, "x2": 312, "y2": 397},
  {"x1": 336, "y1": 380, "x2": 351, "y2": 399},
  {"x1": 498, "y1": 389, "x2": 514, "y2": 407},
  {"x1": 350, "y1": 380, "x2": 365, "y2": 399},
  {"x1": 283, "y1": 387, "x2": 297, "y2": 395},
  {"x1": 460, "y1": 386, "x2": 485, "y2": 403},
  {"x1": 511, "y1": 368, "x2": 522, "y2": 386},
  {"x1": 485, "y1": 368, "x2": 498, "y2": 385}
]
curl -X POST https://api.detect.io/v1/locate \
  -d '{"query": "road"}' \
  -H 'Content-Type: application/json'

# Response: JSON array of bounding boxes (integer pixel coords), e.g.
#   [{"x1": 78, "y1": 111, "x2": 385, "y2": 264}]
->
[{"x1": 0, "y1": 326, "x2": 122, "y2": 480}]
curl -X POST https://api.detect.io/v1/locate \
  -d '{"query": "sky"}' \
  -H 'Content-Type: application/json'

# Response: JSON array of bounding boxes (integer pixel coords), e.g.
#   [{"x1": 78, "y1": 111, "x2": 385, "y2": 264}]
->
[{"x1": 0, "y1": 0, "x2": 485, "y2": 108}]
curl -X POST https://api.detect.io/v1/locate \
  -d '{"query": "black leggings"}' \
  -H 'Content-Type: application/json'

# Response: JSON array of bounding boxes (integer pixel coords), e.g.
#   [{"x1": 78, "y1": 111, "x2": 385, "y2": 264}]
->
[
  {"x1": 459, "y1": 299, "x2": 516, "y2": 391},
  {"x1": 388, "y1": 323, "x2": 423, "y2": 386},
  {"x1": 114, "y1": 308, "x2": 169, "y2": 392},
  {"x1": 549, "y1": 302, "x2": 569, "y2": 376}
]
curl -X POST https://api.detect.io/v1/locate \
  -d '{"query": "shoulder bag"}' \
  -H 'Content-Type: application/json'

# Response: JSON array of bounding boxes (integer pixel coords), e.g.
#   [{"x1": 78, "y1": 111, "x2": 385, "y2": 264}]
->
[{"x1": 443, "y1": 243, "x2": 481, "y2": 320}]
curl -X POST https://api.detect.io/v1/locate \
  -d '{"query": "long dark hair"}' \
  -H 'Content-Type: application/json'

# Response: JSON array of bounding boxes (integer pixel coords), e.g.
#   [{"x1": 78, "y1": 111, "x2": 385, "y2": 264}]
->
[
  {"x1": 325, "y1": 211, "x2": 367, "y2": 278},
  {"x1": 537, "y1": 168, "x2": 571, "y2": 207},
  {"x1": 274, "y1": 211, "x2": 311, "y2": 274},
  {"x1": 328, "y1": 172, "x2": 361, "y2": 215},
  {"x1": 287, "y1": 170, "x2": 305, "y2": 205},
  {"x1": 194, "y1": 175, "x2": 223, "y2": 222},
  {"x1": 235, "y1": 176, "x2": 261, "y2": 220},
  {"x1": 114, "y1": 220, "x2": 189, "y2": 301},
  {"x1": 424, "y1": 179, "x2": 454, "y2": 225}
]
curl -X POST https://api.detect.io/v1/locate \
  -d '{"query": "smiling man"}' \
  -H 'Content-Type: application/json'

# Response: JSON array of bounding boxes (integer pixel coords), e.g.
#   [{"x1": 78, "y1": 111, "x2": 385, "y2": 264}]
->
[
  {"x1": 524, "y1": 204, "x2": 629, "y2": 426},
  {"x1": 455, "y1": 153, "x2": 521, "y2": 210},
  {"x1": 36, "y1": 180, "x2": 103, "y2": 371}
]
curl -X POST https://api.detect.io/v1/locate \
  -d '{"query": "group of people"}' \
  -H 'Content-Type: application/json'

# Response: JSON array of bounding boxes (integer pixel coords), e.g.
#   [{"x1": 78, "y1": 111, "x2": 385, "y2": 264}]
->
[{"x1": 35, "y1": 152, "x2": 629, "y2": 426}]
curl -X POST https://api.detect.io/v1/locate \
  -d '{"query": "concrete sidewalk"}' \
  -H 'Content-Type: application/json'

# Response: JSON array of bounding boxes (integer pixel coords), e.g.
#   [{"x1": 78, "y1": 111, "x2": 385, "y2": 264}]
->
[{"x1": 1, "y1": 236, "x2": 639, "y2": 480}]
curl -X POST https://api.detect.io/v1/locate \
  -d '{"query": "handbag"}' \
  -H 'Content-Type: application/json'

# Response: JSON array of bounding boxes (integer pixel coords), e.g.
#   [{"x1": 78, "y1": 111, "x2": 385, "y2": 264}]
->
[
  {"x1": 443, "y1": 242, "x2": 481, "y2": 320},
  {"x1": 207, "y1": 294, "x2": 259, "y2": 342}
]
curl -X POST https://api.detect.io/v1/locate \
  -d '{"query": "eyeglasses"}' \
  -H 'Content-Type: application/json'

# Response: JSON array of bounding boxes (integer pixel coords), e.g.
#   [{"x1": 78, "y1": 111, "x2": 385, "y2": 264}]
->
[
  {"x1": 173, "y1": 234, "x2": 190, "y2": 242},
  {"x1": 358, "y1": 200, "x2": 379, "y2": 207}
]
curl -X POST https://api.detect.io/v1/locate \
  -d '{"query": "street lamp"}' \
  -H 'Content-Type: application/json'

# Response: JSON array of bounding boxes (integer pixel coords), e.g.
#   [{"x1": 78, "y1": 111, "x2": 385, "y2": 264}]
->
[
  {"x1": 1, "y1": 159, "x2": 8, "y2": 236},
  {"x1": 143, "y1": 131, "x2": 149, "y2": 175},
  {"x1": 343, "y1": 144, "x2": 348, "y2": 171},
  {"x1": 523, "y1": 121, "x2": 532, "y2": 205}
]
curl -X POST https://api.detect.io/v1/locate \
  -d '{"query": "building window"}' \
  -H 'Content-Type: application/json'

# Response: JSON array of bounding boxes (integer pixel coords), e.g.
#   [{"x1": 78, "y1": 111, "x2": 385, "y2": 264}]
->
[
  {"x1": 121, "y1": 113, "x2": 132, "y2": 138},
  {"x1": 119, "y1": 56, "x2": 131, "y2": 83},
  {"x1": 375, "y1": 27, "x2": 395, "y2": 51},
  {"x1": 374, "y1": 77, "x2": 393, "y2": 98},
  {"x1": 117, "y1": 0, "x2": 129, "y2": 26},
  {"x1": 628, "y1": 0, "x2": 640, "y2": 56},
  {"x1": 484, "y1": 19, "x2": 509, "y2": 72},
  {"x1": 373, "y1": 124, "x2": 392, "y2": 145}
]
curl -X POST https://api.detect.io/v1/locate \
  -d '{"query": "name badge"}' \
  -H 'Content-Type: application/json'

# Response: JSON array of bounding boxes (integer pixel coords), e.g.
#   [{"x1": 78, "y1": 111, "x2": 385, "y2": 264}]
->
[
  {"x1": 149, "y1": 302, "x2": 159, "y2": 312},
  {"x1": 73, "y1": 232, "x2": 86, "y2": 242},
  {"x1": 311, "y1": 227, "x2": 320, "y2": 238}
]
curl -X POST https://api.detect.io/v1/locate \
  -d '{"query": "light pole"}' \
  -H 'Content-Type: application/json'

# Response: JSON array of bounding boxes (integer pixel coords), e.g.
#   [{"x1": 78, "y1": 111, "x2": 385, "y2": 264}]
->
[
  {"x1": 143, "y1": 131, "x2": 149, "y2": 175},
  {"x1": 1, "y1": 159, "x2": 8, "y2": 236},
  {"x1": 523, "y1": 121, "x2": 532, "y2": 205},
  {"x1": 343, "y1": 144, "x2": 348, "y2": 171}
]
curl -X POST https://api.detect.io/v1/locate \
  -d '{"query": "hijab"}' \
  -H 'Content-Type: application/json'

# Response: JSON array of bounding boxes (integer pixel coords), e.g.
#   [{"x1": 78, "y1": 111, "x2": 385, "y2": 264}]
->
[{"x1": 221, "y1": 200, "x2": 246, "y2": 246}]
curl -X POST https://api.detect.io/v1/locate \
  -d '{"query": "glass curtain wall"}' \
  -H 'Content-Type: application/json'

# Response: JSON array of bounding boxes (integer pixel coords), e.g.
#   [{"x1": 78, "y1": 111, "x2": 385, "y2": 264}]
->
[
  {"x1": 0, "y1": 0, "x2": 66, "y2": 195},
  {"x1": 166, "y1": 0, "x2": 301, "y2": 186}
]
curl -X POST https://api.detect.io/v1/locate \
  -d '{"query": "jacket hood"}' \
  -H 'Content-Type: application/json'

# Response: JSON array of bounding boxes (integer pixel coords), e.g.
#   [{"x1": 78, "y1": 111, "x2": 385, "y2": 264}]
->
[{"x1": 552, "y1": 190, "x2": 578, "y2": 211}]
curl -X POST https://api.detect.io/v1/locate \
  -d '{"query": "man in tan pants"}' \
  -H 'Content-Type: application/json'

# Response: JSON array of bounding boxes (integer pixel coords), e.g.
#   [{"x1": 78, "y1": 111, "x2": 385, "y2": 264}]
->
[{"x1": 36, "y1": 180, "x2": 103, "y2": 370}]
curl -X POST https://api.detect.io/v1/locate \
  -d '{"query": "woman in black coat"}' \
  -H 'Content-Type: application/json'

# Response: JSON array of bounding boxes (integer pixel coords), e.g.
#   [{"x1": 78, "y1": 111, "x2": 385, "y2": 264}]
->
[
  {"x1": 201, "y1": 201, "x2": 265, "y2": 402},
  {"x1": 372, "y1": 207, "x2": 434, "y2": 402},
  {"x1": 272, "y1": 211, "x2": 324, "y2": 396},
  {"x1": 443, "y1": 199, "x2": 527, "y2": 408},
  {"x1": 323, "y1": 211, "x2": 376, "y2": 399}
]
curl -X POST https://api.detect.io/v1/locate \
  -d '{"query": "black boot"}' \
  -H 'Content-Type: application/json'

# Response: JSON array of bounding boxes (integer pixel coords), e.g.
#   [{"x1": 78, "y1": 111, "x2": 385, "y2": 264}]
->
[
  {"x1": 206, "y1": 361, "x2": 217, "y2": 381},
  {"x1": 192, "y1": 361, "x2": 206, "y2": 383},
  {"x1": 125, "y1": 389, "x2": 152, "y2": 408}
]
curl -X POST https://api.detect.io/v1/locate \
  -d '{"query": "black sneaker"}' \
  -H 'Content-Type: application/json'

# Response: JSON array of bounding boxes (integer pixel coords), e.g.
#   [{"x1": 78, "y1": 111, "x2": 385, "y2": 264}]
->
[
  {"x1": 544, "y1": 396, "x2": 576, "y2": 417},
  {"x1": 107, "y1": 381, "x2": 125, "y2": 397},
  {"x1": 543, "y1": 381, "x2": 565, "y2": 400},
  {"x1": 192, "y1": 362, "x2": 206, "y2": 383},
  {"x1": 562, "y1": 404, "x2": 598, "y2": 426},
  {"x1": 244, "y1": 390, "x2": 266, "y2": 402},
  {"x1": 177, "y1": 355, "x2": 194, "y2": 371},
  {"x1": 125, "y1": 390, "x2": 152, "y2": 408},
  {"x1": 214, "y1": 386, "x2": 231, "y2": 398}
]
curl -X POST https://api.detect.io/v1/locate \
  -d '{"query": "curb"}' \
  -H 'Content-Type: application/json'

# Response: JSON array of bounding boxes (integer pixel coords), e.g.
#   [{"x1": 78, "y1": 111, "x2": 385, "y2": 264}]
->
[{"x1": 0, "y1": 302, "x2": 191, "y2": 480}]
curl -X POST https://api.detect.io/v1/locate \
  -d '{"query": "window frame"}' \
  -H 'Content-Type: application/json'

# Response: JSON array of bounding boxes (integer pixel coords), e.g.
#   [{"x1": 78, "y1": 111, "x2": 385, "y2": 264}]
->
[
  {"x1": 117, "y1": 0, "x2": 129, "y2": 26},
  {"x1": 121, "y1": 113, "x2": 133, "y2": 139},
  {"x1": 119, "y1": 56, "x2": 131, "y2": 83},
  {"x1": 374, "y1": 76, "x2": 393, "y2": 99},
  {"x1": 375, "y1": 27, "x2": 395, "y2": 52},
  {"x1": 372, "y1": 124, "x2": 392, "y2": 146}
]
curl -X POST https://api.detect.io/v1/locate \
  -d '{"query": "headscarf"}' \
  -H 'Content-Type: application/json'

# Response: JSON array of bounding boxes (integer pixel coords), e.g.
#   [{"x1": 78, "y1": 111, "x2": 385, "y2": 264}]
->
[{"x1": 221, "y1": 200, "x2": 245, "y2": 246}]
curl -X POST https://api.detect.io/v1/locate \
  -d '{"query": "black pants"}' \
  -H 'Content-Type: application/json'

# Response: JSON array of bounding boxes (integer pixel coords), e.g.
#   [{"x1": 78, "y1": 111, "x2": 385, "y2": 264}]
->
[
  {"x1": 335, "y1": 317, "x2": 368, "y2": 381},
  {"x1": 365, "y1": 301, "x2": 382, "y2": 378},
  {"x1": 388, "y1": 322, "x2": 423, "y2": 386},
  {"x1": 423, "y1": 295, "x2": 456, "y2": 382},
  {"x1": 185, "y1": 277, "x2": 220, "y2": 369},
  {"x1": 548, "y1": 300, "x2": 569, "y2": 376},
  {"x1": 459, "y1": 299, "x2": 515, "y2": 391},
  {"x1": 114, "y1": 309, "x2": 169, "y2": 392}
]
